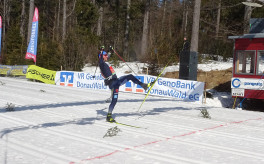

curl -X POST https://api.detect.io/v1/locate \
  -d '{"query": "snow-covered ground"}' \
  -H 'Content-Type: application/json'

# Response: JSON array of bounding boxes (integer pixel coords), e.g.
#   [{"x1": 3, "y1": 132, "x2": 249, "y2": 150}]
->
[
  {"x1": 82, "y1": 60, "x2": 233, "y2": 75},
  {"x1": 1, "y1": 60, "x2": 264, "y2": 164}
]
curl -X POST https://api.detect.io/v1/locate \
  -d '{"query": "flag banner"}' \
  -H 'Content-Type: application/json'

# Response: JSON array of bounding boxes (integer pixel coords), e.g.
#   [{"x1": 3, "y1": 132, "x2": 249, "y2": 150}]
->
[
  {"x1": 25, "y1": 8, "x2": 38, "y2": 63},
  {"x1": 0, "y1": 16, "x2": 2, "y2": 57}
]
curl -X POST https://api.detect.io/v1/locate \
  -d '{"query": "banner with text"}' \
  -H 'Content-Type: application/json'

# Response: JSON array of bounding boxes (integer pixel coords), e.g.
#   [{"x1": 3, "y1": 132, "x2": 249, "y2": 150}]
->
[
  {"x1": 25, "y1": 8, "x2": 39, "y2": 63},
  {"x1": 26, "y1": 65, "x2": 56, "y2": 84},
  {"x1": 231, "y1": 77, "x2": 264, "y2": 90},
  {"x1": 55, "y1": 71, "x2": 205, "y2": 103},
  {"x1": 0, "y1": 65, "x2": 28, "y2": 76}
]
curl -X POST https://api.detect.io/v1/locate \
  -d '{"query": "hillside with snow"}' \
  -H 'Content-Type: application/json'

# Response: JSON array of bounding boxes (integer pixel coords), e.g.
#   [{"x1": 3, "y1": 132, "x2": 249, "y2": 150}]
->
[{"x1": 1, "y1": 73, "x2": 264, "y2": 164}]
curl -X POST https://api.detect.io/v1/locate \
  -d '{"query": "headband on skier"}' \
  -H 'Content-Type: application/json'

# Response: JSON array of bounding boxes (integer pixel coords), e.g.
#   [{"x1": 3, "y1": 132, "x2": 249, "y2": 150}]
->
[{"x1": 98, "y1": 51, "x2": 108, "y2": 58}]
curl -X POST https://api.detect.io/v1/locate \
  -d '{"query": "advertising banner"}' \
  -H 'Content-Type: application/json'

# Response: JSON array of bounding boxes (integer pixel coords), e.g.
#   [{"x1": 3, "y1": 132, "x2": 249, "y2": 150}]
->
[
  {"x1": 55, "y1": 71, "x2": 108, "y2": 89},
  {"x1": 25, "y1": 8, "x2": 39, "y2": 63},
  {"x1": 10, "y1": 65, "x2": 28, "y2": 76},
  {"x1": 26, "y1": 65, "x2": 56, "y2": 84},
  {"x1": 131, "y1": 75, "x2": 205, "y2": 102},
  {"x1": 55, "y1": 71, "x2": 205, "y2": 103},
  {"x1": 0, "y1": 65, "x2": 28, "y2": 76},
  {"x1": 0, "y1": 65, "x2": 12, "y2": 75},
  {"x1": 231, "y1": 78, "x2": 264, "y2": 90}
]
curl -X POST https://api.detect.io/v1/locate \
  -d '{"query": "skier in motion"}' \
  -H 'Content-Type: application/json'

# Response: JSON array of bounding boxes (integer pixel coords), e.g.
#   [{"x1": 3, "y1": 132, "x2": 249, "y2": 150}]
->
[{"x1": 98, "y1": 46, "x2": 152, "y2": 122}]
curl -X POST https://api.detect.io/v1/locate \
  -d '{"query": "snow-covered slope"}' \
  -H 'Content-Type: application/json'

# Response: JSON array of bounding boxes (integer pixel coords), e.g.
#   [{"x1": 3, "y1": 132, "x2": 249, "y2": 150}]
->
[
  {"x1": 82, "y1": 61, "x2": 233, "y2": 74},
  {"x1": 0, "y1": 77, "x2": 264, "y2": 164}
]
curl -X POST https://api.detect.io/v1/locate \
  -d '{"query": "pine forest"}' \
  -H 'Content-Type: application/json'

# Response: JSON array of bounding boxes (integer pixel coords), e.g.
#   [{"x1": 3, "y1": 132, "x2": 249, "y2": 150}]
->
[{"x1": 0, "y1": 0, "x2": 264, "y2": 72}]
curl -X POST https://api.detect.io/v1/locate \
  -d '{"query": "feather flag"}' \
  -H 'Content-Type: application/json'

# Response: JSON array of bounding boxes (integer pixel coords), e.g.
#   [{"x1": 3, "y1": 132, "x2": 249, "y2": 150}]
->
[
  {"x1": 0, "y1": 16, "x2": 2, "y2": 58},
  {"x1": 25, "y1": 8, "x2": 39, "y2": 63}
]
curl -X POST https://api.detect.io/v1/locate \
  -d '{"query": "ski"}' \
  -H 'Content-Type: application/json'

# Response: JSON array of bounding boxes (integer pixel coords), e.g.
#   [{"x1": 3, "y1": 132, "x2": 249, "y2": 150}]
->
[
  {"x1": 108, "y1": 121, "x2": 145, "y2": 129},
  {"x1": 115, "y1": 122, "x2": 143, "y2": 128}
]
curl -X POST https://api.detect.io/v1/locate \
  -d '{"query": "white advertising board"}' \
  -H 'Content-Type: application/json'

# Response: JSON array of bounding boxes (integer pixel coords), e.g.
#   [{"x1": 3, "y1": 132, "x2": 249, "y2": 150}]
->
[
  {"x1": 231, "y1": 78, "x2": 264, "y2": 90},
  {"x1": 55, "y1": 71, "x2": 205, "y2": 103}
]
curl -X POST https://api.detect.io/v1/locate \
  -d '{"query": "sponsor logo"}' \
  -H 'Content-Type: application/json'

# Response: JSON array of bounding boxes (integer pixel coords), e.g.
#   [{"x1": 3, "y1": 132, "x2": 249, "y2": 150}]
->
[
  {"x1": 60, "y1": 72, "x2": 74, "y2": 87},
  {"x1": 125, "y1": 76, "x2": 144, "y2": 93},
  {"x1": 232, "y1": 78, "x2": 241, "y2": 88},
  {"x1": 27, "y1": 68, "x2": 54, "y2": 81},
  {"x1": 244, "y1": 82, "x2": 263, "y2": 87}
]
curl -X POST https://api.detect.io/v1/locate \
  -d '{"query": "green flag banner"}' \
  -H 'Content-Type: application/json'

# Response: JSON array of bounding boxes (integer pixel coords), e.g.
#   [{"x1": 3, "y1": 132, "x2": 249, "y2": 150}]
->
[{"x1": 26, "y1": 65, "x2": 56, "y2": 84}]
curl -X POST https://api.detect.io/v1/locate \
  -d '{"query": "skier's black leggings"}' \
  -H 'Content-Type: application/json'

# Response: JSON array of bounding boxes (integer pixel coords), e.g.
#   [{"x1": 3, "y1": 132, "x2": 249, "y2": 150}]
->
[{"x1": 108, "y1": 74, "x2": 143, "y2": 114}]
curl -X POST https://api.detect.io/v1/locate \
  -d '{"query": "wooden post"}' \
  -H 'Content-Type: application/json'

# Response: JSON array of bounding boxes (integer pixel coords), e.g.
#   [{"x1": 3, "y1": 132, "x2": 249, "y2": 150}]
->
[{"x1": 203, "y1": 82, "x2": 207, "y2": 104}]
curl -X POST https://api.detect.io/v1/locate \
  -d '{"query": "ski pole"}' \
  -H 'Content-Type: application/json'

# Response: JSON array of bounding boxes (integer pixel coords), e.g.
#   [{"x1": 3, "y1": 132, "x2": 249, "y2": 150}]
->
[
  {"x1": 137, "y1": 55, "x2": 174, "y2": 113},
  {"x1": 93, "y1": 49, "x2": 104, "y2": 78},
  {"x1": 92, "y1": 63, "x2": 98, "y2": 78},
  {"x1": 112, "y1": 48, "x2": 138, "y2": 76}
]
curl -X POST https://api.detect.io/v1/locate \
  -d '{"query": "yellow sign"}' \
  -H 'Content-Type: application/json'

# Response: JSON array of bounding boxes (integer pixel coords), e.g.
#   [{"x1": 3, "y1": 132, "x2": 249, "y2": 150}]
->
[
  {"x1": 26, "y1": 65, "x2": 56, "y2": 84},
  {"x1": 0, "y1": 65, "x2": 11, "y2": 75},
  {"x1": 10, "y1": 65, "x2": 28, "y2": 76},
  {"x1": 0, "y1": 65, "x2": 28, "y2": 76}
]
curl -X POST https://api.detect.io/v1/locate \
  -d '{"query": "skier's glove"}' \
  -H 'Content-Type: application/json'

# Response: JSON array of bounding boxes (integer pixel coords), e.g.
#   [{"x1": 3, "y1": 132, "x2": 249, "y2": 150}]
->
[{"x1": 104, "y1": 79, "x2": 109, "y2": 86}]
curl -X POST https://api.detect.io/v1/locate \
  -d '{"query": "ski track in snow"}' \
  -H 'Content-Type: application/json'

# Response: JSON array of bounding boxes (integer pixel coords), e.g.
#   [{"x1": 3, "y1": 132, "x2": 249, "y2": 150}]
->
[{"x1": 0, "y1": 77, "x2": 264, "y2": 164}]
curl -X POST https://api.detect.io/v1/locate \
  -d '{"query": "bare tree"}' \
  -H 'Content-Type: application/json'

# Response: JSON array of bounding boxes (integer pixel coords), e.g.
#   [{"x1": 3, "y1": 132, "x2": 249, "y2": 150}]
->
[
  {"x1": 20, "y1": 0, "x2": 25, "y2": 38},
  {"x1": 61, "y1": 0, "x2": 77, "y2": 42},
  {"x1": 27, "y1": 0, "x2": 34, "y2": 44},
  {"x1": 160, "y1": 0, "x2": 167, "y2": 37},
  {"x1": 62, "y1": 0, "x2": 66, "y2": 42},
  {"x1": 56, "y1": 0, "x2": 61, "y2": 41},
  {"x1": 123, "y1": 0, "x2": 131, "y2": 60},
  {"x1": 190, "y1": 0, "x2": 201, "y2": 52},
  {"x1": 243, "y1": 0, "x2": 253, "y2": 34},
  {"x1": 141, "y1": 0, "x2": 150, "y2": 59},
  {"x1": 216, "y1": 0, "x2": 221, "y2": 37},
  {"x1": 2, "y1": 0, "x2": 11, "y2": 59},
  {"x1": 2, "y1": 0, "x2": 7, "y2": 47},
  {"x1": 182, "y1": 0, "x2": 189, "y2": 39},
  {"x1": 97, "y1": 6, "x2": 103, "y2": 37}
]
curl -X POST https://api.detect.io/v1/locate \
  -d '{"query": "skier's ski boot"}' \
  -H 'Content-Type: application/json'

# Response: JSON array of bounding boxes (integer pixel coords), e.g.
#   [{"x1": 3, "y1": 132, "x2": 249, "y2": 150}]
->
[
  {"x1": 141, "y1": 82, "x2": 155, "y2": 90},
  {"x1": 106, "y1": 113, "x2": 116, "y2": 123}
]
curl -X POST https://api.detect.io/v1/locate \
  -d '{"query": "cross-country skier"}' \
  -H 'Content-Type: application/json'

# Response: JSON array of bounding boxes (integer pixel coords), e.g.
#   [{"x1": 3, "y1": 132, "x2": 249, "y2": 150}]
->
[{"x1": 98, "y1": 46, "x2": 151, "y2": 122}]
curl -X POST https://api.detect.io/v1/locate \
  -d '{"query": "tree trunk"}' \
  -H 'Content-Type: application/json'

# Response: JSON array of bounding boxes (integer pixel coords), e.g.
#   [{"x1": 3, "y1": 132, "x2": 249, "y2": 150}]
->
[
  {"x1": 20, "y1": 0, "x2": 25, "y2": 38},
  {"x1": 160, "y1": 0, "x2": 167, "y2": 37},
  {"x1": 183, "y1": 2, "x2": 189, "y2": 39},
  {"x1": 216, "y1": 0, "x2": 221, "y2": 37},
  {"x1": 56, "y1": 0, "x2": 61, "y2": 41},
  {"x1": 97, "y1": 6, "x2": 103, "y2": 36},
  {"x1": 27, "y1": 0, "x2": 34, "y2": 44},
  {"x1": 243, "y1": 0, "x2": 252, "y2": 34},
  {"x1": 190, "y1": 0, "x2": 201, "y2": 52},
  {"x1": 123, "y1": 0, "x2": 131, "y2": 60},
  {"x1": 62, "y1": 0, "x2": 66, "y2": 42},
  {"x1": 141, "y1": 0, "x2": 150, "y2": 59},
  {"x1": 3, "y1": 0, "x2": 7, "y2": 44}
]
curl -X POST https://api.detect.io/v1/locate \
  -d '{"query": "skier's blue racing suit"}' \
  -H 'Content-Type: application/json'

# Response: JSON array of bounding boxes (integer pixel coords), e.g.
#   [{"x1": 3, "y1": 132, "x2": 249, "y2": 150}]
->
[{"x1": 98, "y1": 51, "x2": 144, "y2": 114}]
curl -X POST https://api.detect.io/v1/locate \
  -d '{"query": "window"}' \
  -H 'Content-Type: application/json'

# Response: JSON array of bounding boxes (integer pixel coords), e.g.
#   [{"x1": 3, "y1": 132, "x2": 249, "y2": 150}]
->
[
  {"x1": 235, "y1": 51, "x2": 255, "y2": 74},
  {"x1": 257, "y1": 51, "x2": 264, "y2": 75}
]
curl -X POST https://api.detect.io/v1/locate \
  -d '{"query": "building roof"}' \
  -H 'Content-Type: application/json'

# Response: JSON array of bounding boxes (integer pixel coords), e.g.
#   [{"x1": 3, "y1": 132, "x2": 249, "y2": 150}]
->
[{"x1": 228, "y1": 33, "x2": 264, "y2": 39}]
